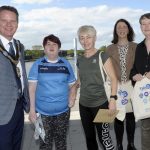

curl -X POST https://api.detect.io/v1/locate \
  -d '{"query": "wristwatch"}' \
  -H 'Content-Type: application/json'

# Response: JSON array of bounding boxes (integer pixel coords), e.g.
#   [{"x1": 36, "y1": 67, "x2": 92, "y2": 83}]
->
[{"x1": 110, "y1": 95, "x2": 118, "y2": 100}]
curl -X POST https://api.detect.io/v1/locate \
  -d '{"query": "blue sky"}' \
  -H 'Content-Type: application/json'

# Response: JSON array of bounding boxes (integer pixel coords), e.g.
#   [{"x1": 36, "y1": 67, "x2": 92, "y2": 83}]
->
[
  {"x1": 2, "y1": 0, "x2": 150, "y2": 9},
  {"x1": 0, "y1": 0, "x2": 149, "y2": 49}
]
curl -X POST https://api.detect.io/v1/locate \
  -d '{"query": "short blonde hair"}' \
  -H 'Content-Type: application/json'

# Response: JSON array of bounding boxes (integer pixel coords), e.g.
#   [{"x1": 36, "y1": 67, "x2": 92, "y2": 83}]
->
[{"x1": 77, "y1": 25, "x2": 97, "y2": 37}]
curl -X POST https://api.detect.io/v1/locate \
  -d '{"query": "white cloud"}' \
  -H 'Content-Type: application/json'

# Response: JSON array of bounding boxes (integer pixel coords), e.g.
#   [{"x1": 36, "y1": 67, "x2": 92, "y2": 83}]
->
[
  {"x1": 14, "y1": 5, "x2": 146, "y2": 50},
  {"x1": 12, "y1": 0, "x2": 53, "y2": 4}
]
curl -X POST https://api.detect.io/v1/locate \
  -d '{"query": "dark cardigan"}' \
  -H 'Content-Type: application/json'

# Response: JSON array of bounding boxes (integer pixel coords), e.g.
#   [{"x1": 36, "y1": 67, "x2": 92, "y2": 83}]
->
[{"x1": 130, "y1": 40, "x2": 150, "y2": 85}]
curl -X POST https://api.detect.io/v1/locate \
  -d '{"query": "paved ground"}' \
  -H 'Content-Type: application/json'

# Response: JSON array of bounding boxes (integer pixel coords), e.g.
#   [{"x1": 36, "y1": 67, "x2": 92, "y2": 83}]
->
[
  {"x1": 21, "y1": 94, "x2": 141, "y2": 150},
  {"x1": 22, "y1": 120, "x2": 141, "y2": 150}
]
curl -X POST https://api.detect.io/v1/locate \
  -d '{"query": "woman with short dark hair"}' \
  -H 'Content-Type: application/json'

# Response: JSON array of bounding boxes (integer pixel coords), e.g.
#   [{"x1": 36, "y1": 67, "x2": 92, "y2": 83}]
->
[
  {"x1": 28, "y1": 34, "x2": 76, "y2": 150},
  {"x1": 130, "y1": 13, "x2": 150, "y2": 150}
]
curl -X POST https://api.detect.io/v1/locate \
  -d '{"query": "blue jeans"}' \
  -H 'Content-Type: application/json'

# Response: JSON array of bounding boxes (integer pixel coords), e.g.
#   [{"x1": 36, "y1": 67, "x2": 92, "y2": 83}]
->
[{"x1": 141, "y1": 118, "x2": 150, "y2": 150}]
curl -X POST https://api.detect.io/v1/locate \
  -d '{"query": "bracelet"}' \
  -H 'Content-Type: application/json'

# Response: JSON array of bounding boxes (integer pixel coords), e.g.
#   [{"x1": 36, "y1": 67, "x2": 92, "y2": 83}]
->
[{"x1": 110, "y1": 95, "x2": 118, "y2": 100}]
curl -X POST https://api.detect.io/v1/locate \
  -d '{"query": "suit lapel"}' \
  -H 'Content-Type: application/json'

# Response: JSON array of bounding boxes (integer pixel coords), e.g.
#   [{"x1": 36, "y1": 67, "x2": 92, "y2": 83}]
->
[{"x1": 0, "y1": 39, "x2": 5, "y2": 50}]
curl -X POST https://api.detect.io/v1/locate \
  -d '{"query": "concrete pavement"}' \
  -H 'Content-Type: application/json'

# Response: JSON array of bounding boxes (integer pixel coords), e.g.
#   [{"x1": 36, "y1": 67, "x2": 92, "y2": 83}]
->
[{"x1": 21, "y1": 98, "x2": 141, "y2": 150}]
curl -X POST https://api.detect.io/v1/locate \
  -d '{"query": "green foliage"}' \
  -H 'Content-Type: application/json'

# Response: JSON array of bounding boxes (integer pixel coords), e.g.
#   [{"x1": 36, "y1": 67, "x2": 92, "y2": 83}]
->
[
  {"x1": 77, "y1": 50, "x2": 84, "y2": 56},
  {"x1": 67, "y1": 49, "x2": 74, "y2": 55},
  {"x1": 99, "y1": 45, "x2": 106, "y2": 51},
  {"x1": 66, "y1": 49, "x2": 84, "y2": 56},
  {"x1": 24, "y1": 45, "x2": 106, "y2": 61},
  {"x1": 24, "y1": 50, "x2": 44, "y2": 60}
]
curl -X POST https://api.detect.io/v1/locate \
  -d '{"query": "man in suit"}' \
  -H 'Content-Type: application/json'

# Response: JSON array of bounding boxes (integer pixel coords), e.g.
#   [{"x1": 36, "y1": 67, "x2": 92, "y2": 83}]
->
[{"x1": 0, "y1": 5, "x2": 30, "y2": 150}]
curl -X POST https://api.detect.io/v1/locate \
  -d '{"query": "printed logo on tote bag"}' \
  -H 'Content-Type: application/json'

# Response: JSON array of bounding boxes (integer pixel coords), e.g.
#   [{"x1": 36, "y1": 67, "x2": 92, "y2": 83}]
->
[{"x1": 131, "y1": 77, "x2": 150, "y2": 121}]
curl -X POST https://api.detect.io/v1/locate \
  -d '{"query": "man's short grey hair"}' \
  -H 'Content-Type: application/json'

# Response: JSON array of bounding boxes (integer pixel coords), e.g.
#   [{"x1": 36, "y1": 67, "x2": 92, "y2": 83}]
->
[{"x1": 77, "y1": 25, "x2": 97, "y2": 37}]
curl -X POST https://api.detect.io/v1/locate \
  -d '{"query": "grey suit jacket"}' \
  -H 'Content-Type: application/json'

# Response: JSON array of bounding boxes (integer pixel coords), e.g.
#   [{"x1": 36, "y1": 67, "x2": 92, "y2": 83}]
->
[{"x1": 0, "y1": 39, "x2": 30, "y2": 125}]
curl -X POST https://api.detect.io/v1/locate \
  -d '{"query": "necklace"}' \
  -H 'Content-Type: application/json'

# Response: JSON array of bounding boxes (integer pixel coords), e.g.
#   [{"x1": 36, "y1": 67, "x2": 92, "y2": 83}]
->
[{"x1": 0, "y1": 43, "x2": 21, "y2": 78}]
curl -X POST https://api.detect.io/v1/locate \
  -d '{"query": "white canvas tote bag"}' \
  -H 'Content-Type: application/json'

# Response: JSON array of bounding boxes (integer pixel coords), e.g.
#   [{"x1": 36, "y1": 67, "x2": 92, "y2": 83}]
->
[{"x1": 131, "y1": 77, "x2": 150, "y2": 122}]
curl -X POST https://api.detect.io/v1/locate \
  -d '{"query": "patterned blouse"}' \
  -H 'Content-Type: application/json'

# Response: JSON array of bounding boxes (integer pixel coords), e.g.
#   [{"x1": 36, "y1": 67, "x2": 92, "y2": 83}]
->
[{"x1": 118, "y1": 44, "x2": 129, "y2": 82}]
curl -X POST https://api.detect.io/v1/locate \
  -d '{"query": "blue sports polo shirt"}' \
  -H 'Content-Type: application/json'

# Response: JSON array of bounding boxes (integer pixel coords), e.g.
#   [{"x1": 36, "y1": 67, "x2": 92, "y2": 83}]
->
[{"x1": 28, "y1": 57, "x2": 76, "y2": 116}]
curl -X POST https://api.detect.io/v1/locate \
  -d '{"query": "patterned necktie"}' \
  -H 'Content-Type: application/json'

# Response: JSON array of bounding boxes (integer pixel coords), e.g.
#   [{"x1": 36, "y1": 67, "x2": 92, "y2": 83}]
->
[{"x1": 8, "y1": 42, "x2": 15, "y2": 57}]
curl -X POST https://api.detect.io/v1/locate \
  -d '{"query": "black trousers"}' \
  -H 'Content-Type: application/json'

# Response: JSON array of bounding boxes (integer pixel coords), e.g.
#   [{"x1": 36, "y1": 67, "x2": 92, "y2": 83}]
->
[
  {"x1": 114, "y1": 112, "x2": 136, "y2": 145},
  {"x1": 79, "y1": 102, "x2": 115, "y2": 150},
  {"x1": 0, "y1": 99, "x2": 24, "y2": 150}
]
